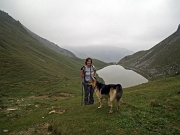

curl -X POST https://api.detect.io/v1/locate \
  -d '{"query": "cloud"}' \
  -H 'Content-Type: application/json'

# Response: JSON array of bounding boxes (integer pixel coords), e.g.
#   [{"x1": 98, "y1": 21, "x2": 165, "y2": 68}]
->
[{"x1": 0, "y1": 0, "x2": 180, "y2": 51}]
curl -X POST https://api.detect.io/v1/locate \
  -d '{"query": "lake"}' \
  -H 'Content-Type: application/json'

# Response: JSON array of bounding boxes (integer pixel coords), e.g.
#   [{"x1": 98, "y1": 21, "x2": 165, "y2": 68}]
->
[{"x1": 97, "y1": 65, "x2": 148, "y2": 88}]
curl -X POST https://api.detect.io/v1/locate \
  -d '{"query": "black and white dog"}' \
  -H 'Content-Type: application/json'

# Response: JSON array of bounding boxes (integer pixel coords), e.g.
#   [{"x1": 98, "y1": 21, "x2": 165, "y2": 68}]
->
[{"x1": 88, "y1": 78, "x2": 123, "y2": 113}]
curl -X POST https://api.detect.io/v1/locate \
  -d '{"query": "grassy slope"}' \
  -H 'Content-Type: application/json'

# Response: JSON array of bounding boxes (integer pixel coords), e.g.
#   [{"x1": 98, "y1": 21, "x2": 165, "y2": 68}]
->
[
  {"x1": 119, "y1": 32, "x2": 180, "y2": 79},
  {"x1": 50, "y1": 75, "x2": 180, "y2": 135},
  {"x1": 23, "y1": 26, "x2": 77, "y2": 58},
  {"x1": 1, "y1": 75, "x2": 179, "y2": 135},
  {"x1": 0, "y1": 11, "x2": 106, "y2": 94},
  {"x1": 0, "y1": 11, "x2": 107, "y2": 134}
]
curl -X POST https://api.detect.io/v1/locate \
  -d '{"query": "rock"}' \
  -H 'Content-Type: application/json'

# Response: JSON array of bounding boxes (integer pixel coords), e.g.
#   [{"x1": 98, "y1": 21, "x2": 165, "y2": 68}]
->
[
  {"x1": 7, "y1": 108, "x2": 18, "y2": 111},
  {"x1": 3, "y1": 130, "x2": 8, "y2": 133},
  {"x1": 49, "y1": 110, "x2": 56, "y2": 114}
]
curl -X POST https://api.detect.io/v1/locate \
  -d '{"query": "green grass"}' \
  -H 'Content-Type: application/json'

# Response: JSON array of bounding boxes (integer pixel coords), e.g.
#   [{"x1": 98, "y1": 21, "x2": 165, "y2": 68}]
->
[
  {"x1": 0, "y1": 10, "x2": 107, "y2": 96},
  {"x1": 0, "y1": 10, "x2": 107, "y2": 134},
  {"x1": 50, "y1": 75, "x2": 180, "y2": 135},
  {"x1": 1, "y1": 74, "x2": 179, "y2": 135},
  {"x1": 1, "y1": 10, "x2": 180, "y2": 135}
]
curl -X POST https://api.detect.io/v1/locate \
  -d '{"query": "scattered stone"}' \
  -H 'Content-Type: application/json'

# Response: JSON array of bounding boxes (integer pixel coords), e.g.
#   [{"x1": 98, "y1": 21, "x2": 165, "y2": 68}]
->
[
  {"x1": 49, "y1": 110, "x2": 56, "y2": 114},
  {"x1": 3, "y1": 130, "x2": 8, "y2": 133},
  {"x1": 48, "y1": 109, "x2": 67, "y2": 114},
  {"x1": 35, "y1": 104, "x2": 39, "y2": 108},
  {"x1": 7, "y1": 108, "x2": 18, "y2": 111}
]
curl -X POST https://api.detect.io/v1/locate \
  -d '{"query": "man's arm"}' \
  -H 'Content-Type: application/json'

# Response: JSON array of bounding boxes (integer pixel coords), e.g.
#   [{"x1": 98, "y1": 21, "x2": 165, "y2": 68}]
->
[
  {"x1": 94, "y1": 70, "x2": 96, "y2": 77},
  {"x1": 80, "y1": 66, "x2": 85, "y2": 78},
  {"x1": 92, "y1": 65, "x2": 96, "y2": 77}
]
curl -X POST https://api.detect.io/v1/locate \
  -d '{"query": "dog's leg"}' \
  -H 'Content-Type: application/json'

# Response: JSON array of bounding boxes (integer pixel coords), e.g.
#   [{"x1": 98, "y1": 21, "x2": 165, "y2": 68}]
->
[
  {"x1": 105, "y1": 97, "x2": 110, "y2": 106},
  {"x1": 95, "y1": 90, "x2": 102, "y2": 108},
  {"x1": 109, "y1": 89, "x2": 116, "y2": 113},
  {"x1": 96, "y1": 89, "x2": 102, "y2": 108},
  {"x1": 98, "y1": 98, "x2": 102, "y2": 108},
  {"x1": 117, "y1": 99, "x2": 120, "y2": 110},
  {"x1": 95, "y1": 92, "x2": 100, "y2": 103},
  {"x1": 107, "y1": 98, "x2": 110, "y2": 106},
  {"x1": 109, "y1": 94, "x2": 114, "y2": 113},
  {"x1": 109, "y1": 101, "x2": 113, "y2": 113}
]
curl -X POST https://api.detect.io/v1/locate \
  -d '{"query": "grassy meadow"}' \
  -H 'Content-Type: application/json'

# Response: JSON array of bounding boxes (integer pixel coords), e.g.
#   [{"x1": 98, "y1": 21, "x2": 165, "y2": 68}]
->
[
  {"x1": 48, "y1": 75, "x2": 180, "y2": 135},
  {"x1": 1, "y1": 73, "x2": 180, "y2": 135}
]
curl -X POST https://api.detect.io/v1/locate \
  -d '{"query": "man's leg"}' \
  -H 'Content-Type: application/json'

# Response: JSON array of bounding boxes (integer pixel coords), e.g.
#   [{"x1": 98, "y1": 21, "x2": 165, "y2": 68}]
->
[
  {"x1": 84, "y1": 85, "x2": 90, "y2": 105},
  {"x1": 89, "y1": 87, "x2": 94, "y2": 104}
]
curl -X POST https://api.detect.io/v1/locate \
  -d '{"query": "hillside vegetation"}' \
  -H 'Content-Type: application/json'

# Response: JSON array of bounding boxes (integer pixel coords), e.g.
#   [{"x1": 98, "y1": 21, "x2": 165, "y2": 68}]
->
[
  {"x1": 0, "y1": 10, "x2": 107, "y2": 134},
  {"x1": 119, "y1": 25, "x2": 180, "y2": 79},
  {"x1": 1, "y1": 72, "x2": 180, "y2": 134},
  {"x1": 0, "y1": 10, "x2": 107, "y2": 90},
  {"x1": 23, "y1": 26, "x2": 76, "y2": 58},
  {"x1": 0, "y1": 10, "x2": 180, "y2": 135},
  {"x1": 51, "y1": 75, "x2": 180, "y2": 135}
]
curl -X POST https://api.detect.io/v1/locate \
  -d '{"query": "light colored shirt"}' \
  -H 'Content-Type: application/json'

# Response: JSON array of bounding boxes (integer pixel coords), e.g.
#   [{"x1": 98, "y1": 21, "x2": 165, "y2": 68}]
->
[{"x1": 83, "y1": 65, "x2": 96, "y2": 82}]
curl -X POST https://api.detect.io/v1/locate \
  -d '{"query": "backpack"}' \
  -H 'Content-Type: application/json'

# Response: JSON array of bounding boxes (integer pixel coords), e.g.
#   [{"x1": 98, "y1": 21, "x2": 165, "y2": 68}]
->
[{"x1": 81, "y1": 65, "x2": 95, "y2": 82}]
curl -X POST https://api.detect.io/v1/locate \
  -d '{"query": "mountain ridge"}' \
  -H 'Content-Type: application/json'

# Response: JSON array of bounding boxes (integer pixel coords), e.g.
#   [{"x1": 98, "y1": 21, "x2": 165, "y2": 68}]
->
[
  {"x1": 0, "y1": 10, "x2": 107, "y2": 86},
  {"x1": 119, "y1": 25, "x2": 180, "y2": 79},
  {"x1": 64, "y1": 45, "x2": 133, "y2": 63},
  {"x1": 23, "y1": 26, "x2": 76, "y2": 58}
]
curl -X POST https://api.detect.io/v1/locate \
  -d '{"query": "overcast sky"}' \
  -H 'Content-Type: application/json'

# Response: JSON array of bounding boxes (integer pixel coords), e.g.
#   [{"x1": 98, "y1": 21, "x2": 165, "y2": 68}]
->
[{"x1": 0, "y1": 0, "x2": 180, "y2": 52}]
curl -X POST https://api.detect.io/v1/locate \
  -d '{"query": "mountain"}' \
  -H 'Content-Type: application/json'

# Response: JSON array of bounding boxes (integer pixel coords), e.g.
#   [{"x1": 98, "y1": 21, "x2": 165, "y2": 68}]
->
[
  {"x1": 0, "y1": 10, "x2": 107, "y2": 133},
  {"x1": 118, "y1": 25, "x2": 180, "y2": 79},
  {"x1": 63, "y1": 45, "x2": 133, "y2": 63},
  {"x1": 23, "y1": 26, "x2": 76, "y2": 57},
  {"x1": 0, "y1": 10, "x2": 107, "y2": 91}
]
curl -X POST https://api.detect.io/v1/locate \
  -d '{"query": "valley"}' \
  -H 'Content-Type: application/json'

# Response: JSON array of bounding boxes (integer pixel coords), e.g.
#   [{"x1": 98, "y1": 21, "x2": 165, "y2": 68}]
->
[{"x1": 0, "y1": 10, "x2": 180, "y2": 135}]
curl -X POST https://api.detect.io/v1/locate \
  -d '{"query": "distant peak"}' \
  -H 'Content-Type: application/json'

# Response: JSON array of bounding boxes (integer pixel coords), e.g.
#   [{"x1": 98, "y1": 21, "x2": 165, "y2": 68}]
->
[{"x1": 176, "y1": 24, "x2": 180, "y2": 35}]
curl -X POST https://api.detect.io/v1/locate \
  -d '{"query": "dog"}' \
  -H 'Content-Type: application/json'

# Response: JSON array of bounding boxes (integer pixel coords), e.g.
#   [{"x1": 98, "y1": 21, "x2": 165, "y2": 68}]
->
[{"x1": 88, "y1": 77, "x2": 123, "y2": 113}]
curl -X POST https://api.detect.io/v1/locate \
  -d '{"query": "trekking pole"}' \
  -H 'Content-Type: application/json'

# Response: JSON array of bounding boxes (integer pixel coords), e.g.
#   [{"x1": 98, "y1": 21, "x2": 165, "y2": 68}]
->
[{"x1": 81, "y1": 82, "x2": 83, "y2": 106}]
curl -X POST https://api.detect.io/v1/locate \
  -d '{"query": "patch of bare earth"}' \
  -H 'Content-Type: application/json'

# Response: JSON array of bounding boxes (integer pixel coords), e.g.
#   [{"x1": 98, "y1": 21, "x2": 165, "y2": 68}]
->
[
  {"x1": 29, "y1": 92, "x2": 74, "y2": 100},
  {"x1": 10, "y1": 123, "x2": 53, "y2": 135},
  {"x1": 48, "y1": 108, "x2": 67, "y2": 114},
  {"x1": 59, "y1": 92, "x2": 73, "y2": 97}
]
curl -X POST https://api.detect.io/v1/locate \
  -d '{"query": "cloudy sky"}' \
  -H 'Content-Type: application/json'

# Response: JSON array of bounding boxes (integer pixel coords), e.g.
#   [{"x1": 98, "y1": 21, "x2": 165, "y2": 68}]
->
[{"x1": 0, "y1": 0, "x2": 180, "y2": 52}]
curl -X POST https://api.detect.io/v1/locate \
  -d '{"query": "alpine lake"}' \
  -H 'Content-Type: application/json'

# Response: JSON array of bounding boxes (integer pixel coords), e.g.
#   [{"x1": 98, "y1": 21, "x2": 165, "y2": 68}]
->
[{"x1": 97, "y1": 65, "x2": 148, "y2": 88}]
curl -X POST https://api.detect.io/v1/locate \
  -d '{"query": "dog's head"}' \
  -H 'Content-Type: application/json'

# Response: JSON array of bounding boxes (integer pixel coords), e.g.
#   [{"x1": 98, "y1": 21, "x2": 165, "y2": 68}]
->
[{"x1": 88, "y1": 77, "x2": 97, "y2": 88}]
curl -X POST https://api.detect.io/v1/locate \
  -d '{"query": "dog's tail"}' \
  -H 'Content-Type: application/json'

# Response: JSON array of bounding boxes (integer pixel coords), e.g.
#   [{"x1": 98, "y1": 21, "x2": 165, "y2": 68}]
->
[{"x1": 116, "y1": 84, "x2": 123, "y2": 101}]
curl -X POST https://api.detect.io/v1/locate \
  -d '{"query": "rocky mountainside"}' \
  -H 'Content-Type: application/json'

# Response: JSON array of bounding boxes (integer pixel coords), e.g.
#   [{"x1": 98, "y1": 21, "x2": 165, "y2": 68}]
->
[
  {"x1": 119, "y1": 25, "x2": 180, "y2": 79},
  {"x1": 64, "y1": 45, "x2": 133, "y2": 63},
  {"x1": 23, "y1": 26, "x2": 76, "y2": 58}
]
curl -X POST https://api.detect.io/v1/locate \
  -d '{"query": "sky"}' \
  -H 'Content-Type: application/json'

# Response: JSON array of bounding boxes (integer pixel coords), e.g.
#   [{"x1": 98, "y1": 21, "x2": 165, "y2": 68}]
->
[{"x1": 0, "y1": 0, "x2": 180, "y2": 52}]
